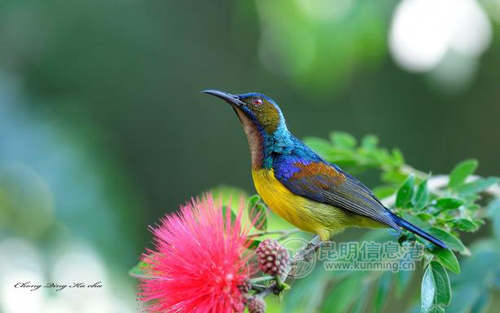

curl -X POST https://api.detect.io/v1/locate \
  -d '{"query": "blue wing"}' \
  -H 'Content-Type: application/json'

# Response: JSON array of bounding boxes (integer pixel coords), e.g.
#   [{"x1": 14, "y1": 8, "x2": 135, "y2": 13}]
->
[
  {"x1": 273, "y1": 155, "x2": 447, "y2": 248},
  {"x1": 273, "y1": 157, "x2": 399, "y2": 228}
]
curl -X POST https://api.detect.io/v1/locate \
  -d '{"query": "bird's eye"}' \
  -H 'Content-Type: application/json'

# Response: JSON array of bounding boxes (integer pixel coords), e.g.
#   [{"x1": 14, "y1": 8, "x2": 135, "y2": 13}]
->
[{"x1": 252, "y1": 98, "x2": 263, "y2": 106}]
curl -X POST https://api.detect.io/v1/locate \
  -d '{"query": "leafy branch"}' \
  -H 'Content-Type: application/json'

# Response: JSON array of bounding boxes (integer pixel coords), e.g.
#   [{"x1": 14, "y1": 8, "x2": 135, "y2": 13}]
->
[
  {"x1": 297, "y1": 132, "x2": 500, "y2": 312},
  {"x1": 231, "y1": 132, "x2": 500, "y2": 312},
  {"x1": 131, "y1": 131, "x2": 500, "y2": 313}
]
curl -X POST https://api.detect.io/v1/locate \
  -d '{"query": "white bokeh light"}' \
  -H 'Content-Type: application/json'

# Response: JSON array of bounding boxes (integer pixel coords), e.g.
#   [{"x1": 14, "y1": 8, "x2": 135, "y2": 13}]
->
[
  {"x1": 450, "y1": 1, "x2": 492, "y2": 57},
  {"x1": 389, "y1": 0, "x2": 492, "y2": 73},
  {"x1": 2, "y1": 271, "x2": 45, "y2": 313},
  {"x1": 0, "y1": 239, "x2": 45, "y2": 313}
]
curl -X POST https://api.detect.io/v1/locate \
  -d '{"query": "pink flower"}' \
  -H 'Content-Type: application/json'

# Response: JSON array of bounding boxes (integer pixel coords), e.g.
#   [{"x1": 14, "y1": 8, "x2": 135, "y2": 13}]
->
[{"x1": 139, "y1": 194, "x2": 254, "y2": 313}]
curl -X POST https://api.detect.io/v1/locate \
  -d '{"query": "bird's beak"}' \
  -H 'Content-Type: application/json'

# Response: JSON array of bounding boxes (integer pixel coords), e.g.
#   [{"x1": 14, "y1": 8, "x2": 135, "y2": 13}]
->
[{"x1": 202, "y1": 90, "x2": 245, "y2": 108}]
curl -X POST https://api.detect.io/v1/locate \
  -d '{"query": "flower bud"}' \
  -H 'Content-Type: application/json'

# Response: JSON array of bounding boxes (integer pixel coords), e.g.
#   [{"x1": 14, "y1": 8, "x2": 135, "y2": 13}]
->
[
  {"x1": 255, "y1": 239, "x2": 289, "y2": 276},
  {"x1": 237, "y1": 277, "x2": 251, "y2": 294},
  {"x1": 247, "y1": 296, "x2": 266, "y2": 313}
]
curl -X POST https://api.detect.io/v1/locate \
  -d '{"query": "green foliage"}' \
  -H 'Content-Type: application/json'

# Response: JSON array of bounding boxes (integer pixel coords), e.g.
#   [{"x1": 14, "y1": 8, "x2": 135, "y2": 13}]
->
[
  {"x1": 244, "y1": 0, "x2": 391, "y2": 93},
  {"x1": 396, "y1": 174, "x2": 415, "y2": 208},
  {"x1": 421, "y1": 261, "x2": 452, "y2": 313},
  {"x1": 129, "y1": 259, "x2": 154, "y2": 280},
  {"x1": 248, "y1": 194, "x2": 269, "y2": 231},
  {"x1": 427, "y1": 228, "x2": 467, "y2": 253},
  {"x1": 247, "y1": 239, "x2": 262, "y2": 250},
  {"x1": 129, "y1": 260, "x2": 147, "y2": 278},
  {"x1": 131, "y1": 132, "x2": 500, "y2": 313},
  {"x1": 303, "y1": 133, "x2": 406, "y2": 181},
  {"x1": 435, "y1": 198, "x2": 464, "y2": 211},
  {"x1": 200, "y1": 133, "x2": 500, "y2": 313},
  {"x1": 429, "y1": 248, "x2": 460, "y2": 274},
  {"x1": 457, "y1": 177, "x2": 499, "y2": 197},
  {"x1": 292, "y1": 132, "x2": 500, "y2": 313},
  {"x1": 421, "y1": 264, "x2": 437, "y2": 313},
  {"x1": 414, "y1": 179, "x2": 430, "y2": 210},
  {"x1": 448, "y1": 159, "x2": 478, "y2": 190},
  {"x1": 430, "y1": 261, "x2": 452, "y2": 307}
]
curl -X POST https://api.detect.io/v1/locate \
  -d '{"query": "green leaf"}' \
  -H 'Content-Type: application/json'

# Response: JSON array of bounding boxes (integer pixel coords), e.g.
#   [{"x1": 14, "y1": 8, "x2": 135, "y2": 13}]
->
[
  {"x1": 247, "y1": 194, "x2": 268, "y2": 230},
  {"x1": 414, "y1": 179, "x2": 430, "y2": 210},
  {"x1": 427, "y1": 227, "x2": 467, "y2": 253},
  {"x1": 247, "y1": 194, "x2": 261, "y2": 210},
  {"x1": 450, "y1": 218, "x2": 480, "y2": 232},
  {"x1": 430, "y1": 261, "x2": 451, "y2": 306},
  {"x1": 382, "y1": 170, "x2": 408, "y2": 185},
  {"x1": 402, "y1": 213, "x2": 428, "y2": 228},
  {"x1": 396, "y1": 174, "x2": 415, "y2": 208},
  {"x1": 457, "y1": 177, "x2": 500, "y2": 197},
  {"x1": 330, "y1": 131, "x2": 357, "y2": 149},
  {"x1": 129, "y1": 261, "x2": 146, "y2": 277},
  {"x1": 435, "y1": 198, "x2": 464, "y2": 211},
  {"x1": 361, "y1": 134, "x2": 378, "y2": 149},
  {"x1": 430, "y1": 248, "x2": 460, "y2": 274},
  {"x1": 448, "y1": 159, "x2": 478, "y2": 190},
  {"x1": 421, "y1": 265, "x2": 436, "y2": 313},
  {"x1": 129, "y1": 260, "x2": 154, "y2": 279},
  {"x1": 247, "y1": 239, "x2": 261, "y2": 250},
  {"x1": 390, "y1": 148, "x2": 405, "y2": 167},
  {"x1": 416, "y1": 213, "x2": 434, "y2": 222}
]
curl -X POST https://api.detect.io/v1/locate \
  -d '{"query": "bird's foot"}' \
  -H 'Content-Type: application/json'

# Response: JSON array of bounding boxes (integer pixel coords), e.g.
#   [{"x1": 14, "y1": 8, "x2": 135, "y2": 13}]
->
[{"x1": 297, "y1": 236, "x2": 322, "y2": 262}]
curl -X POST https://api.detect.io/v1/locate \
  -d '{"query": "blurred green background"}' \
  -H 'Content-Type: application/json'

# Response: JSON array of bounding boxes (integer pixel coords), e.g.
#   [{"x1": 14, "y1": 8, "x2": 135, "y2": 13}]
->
[{"x1": 1, "y1": 0, "x2": 500, "y2": 312}]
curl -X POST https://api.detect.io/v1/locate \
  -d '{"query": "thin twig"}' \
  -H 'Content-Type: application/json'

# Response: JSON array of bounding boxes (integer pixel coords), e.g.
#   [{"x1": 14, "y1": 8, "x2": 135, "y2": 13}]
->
[
  {"x1": 400, "y1": 164, "x2": 428, "y2": 179},
  {"x1": 248, "y1": 228, "x2": 300, "y2": 239}
]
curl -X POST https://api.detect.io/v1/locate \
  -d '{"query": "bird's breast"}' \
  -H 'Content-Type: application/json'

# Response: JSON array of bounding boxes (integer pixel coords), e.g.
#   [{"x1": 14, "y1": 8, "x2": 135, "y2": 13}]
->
[
  {"x1": 251, "y1": 168, "x2": 385, "y2": 239},
  {"x1": 252, "y1": 168, "x2": 317, "y2": 232}
]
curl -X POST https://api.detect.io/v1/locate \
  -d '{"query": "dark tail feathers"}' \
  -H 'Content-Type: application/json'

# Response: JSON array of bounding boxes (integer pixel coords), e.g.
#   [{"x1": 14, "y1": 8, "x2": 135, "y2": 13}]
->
[{"x1": 390, "y1": 213, "x2": 447, "y2": 249}]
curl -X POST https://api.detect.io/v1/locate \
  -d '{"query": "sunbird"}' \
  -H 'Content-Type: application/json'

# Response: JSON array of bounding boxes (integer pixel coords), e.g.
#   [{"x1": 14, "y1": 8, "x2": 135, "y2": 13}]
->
[{"x1": 203, "y1": 90, "x2": 446, "y2": 248}]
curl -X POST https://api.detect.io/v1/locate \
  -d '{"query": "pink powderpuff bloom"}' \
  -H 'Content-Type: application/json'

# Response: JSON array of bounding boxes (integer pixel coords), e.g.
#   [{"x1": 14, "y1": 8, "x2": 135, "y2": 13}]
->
[{"x1": 139, "y1": 194, "x2": 255, "y2": 313}]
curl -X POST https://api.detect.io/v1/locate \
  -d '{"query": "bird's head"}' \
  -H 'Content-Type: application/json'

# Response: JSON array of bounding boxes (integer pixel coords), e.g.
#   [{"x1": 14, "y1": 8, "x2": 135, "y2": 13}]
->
[{"x1": 203, "y1": 90, "x2": 286, "y2": 136}]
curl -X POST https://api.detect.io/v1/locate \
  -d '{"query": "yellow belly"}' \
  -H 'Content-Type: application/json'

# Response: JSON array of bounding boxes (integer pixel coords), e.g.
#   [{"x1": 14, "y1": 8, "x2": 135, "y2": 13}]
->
[{"x1": 252, "y1": 168, "x2": 384, "y2": 240}]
